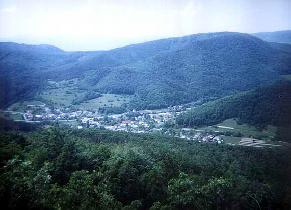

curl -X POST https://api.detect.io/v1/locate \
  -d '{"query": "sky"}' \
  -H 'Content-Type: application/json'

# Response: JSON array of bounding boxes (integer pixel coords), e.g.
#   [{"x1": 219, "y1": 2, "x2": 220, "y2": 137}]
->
[{"x1": 0, "y1": 0, "x2": 290, "y2": 51}]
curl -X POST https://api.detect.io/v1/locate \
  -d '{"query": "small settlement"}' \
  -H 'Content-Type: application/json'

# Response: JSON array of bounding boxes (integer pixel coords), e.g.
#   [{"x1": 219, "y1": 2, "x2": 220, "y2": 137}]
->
[{"x1": 6, "y1": 102, "x2": 224, "y2": 144}]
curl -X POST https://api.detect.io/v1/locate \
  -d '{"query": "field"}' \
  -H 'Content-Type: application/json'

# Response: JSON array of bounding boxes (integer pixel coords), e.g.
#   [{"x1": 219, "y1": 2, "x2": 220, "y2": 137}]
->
[
  {"x1": 74, "y1": 94, "x2": 133, "y2": 110},
  {"x1": 197, "y1": 118, "x2": 278, "y2": 145},
  {"x1": 39, "y1": 79, "x2": 133, "y2": 110},
  {"x1": 7, "y1": 101, "x2": 45, "y2": 112},
  {"x1": 199, "y1": 119, "x2": 276, "y2": 140},
  {"x1": 222, "y1": 136, "x2": 242, "y2": 145},
  {"x1": 238, "y1": 138, "x2": 282, "y2": 148},
  {"x1": 223, "y1": 136, "x2": 283, "y2": 147},
  {"x1": 39, "y1": 79, "x2": 86, "y2": 107},
  {"x1": 5, "y1": 79, "x2": 133, "y2": 113},
  {"x1": 216, "y1": 119, "x2": 277, "y2": 139}
]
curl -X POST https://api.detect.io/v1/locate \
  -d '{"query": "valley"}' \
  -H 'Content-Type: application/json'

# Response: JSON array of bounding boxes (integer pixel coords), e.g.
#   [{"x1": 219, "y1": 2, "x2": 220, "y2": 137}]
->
[
  {"x1": 1, "y1": 0, "x2": 291, "y2": 206},
  {"x1": 1, "y1": 29, "x2": 291, "y2": 209},
  {"x1": 2, "y1": 70, "x2": 290, "y2": 148},
  {"x1": 1, "y1": 97, "x2": 284, "y2": 148}
]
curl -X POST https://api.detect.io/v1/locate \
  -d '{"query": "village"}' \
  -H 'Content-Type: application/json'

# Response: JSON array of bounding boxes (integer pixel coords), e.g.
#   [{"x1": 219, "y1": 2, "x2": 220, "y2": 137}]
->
[{"x1": 5, "y1": 102, "x2": 224, "y2": 144}]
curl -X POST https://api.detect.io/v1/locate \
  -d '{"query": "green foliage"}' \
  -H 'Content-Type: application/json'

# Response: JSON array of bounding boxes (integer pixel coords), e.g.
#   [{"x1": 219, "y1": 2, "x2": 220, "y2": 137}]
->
[
  {"x1": 0, "y1": 128, "x2": 290, "y2": 209},
  {"x1": 177, "y1": 81, "x2": 291, "y2": 131},
  {"x1": 72, "y1": 91, "x2": 101, "y2": 105},
  {"x1": 99, "y1": 106, "x2": 127, "y2": 114},
  {"x1": 2, "y1": 32, "x2": 291, "y2": 109}
]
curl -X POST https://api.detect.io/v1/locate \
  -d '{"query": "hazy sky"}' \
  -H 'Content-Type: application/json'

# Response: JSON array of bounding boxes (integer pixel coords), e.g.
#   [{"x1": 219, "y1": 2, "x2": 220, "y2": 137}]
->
[{"x1": 0, "y1": 0, "x2": 290, "y2": 51}]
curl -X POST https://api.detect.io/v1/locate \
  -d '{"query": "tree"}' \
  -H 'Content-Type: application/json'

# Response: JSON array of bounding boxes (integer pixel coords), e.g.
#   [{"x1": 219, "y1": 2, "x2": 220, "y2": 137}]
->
[{"x1": 168, "y1": 172, "x2": 206, "y2": 209}]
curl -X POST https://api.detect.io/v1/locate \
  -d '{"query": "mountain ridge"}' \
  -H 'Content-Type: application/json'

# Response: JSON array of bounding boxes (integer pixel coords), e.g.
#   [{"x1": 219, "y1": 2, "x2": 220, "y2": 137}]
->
[
  {"x1": 253, "y1": 30, "x2": 291, "y2": 44},
  {"x1": 1, "y1": 31, "x2": 291, "y2": 109}
]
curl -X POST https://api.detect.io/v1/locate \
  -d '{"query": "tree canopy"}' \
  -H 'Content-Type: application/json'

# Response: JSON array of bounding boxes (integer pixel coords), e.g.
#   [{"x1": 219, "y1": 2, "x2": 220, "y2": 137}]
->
[{"x1": 0, "y1": 128, "x2": 290, "y2": 209}]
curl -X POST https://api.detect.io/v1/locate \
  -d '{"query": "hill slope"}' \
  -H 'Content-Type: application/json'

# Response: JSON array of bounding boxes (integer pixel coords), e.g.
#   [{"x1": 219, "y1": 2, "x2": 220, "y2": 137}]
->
[
  {"x1": 176, "y1": 80, "x2": 291, "y2": 128},
  {"x1": 0, "y1": 42, "x2": 80, "y2": 107},
  {"x1": 1, "y1": 32, "x2": 291, "y2": 109}
]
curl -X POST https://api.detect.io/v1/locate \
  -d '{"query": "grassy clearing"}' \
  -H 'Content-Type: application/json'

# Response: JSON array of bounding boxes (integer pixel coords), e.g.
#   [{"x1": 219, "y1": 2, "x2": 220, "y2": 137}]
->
[
  {"x1": 74, "y1": 94, "x2": 133, "y2": 110},
  {"x1": 7, "y1": 101, "x2": 45, "y2": 112},
  {"x1": 35, "y1": 79, "x2": 133, "y2": 110},
  {"x1": 223, "y1": 136, "x2": 242, "y2": 145},
  {"x1": 40, "y1": 79, "x2": 85, "y2": 107},
  {"x1": 219, "y1": 119, "x2": 277, "y2": 140},
  {"x1": 217, "y1": 119, "x2": 276, "y2": 139},
  {"x1": 197, "y1": 118, "x2": 277, "y2": 141},
  {"x1": 6, "y1": 79, "x2": 133, "y2": 112}
]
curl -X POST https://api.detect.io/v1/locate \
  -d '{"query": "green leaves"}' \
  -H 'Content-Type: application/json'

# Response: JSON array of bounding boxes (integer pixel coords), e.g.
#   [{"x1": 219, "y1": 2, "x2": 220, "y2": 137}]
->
[{"x1": 0, "y1": 128, "x2": 289, "y2": 209}]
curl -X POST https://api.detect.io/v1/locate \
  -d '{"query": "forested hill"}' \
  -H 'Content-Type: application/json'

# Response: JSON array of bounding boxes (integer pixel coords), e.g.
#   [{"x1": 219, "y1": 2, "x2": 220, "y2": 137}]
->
[
  {"x1": 1, "y1": 32, "x2": 291, "y2": 109},
  {"x1": 176, "y1": 80, "x2": 291, "y2": 128},
  {"x1": 253, "y1": 30, "x2": 291, "y2": 44},
  {"x1": 0, "y1": 42, "x2": 79, "y2": 107}
]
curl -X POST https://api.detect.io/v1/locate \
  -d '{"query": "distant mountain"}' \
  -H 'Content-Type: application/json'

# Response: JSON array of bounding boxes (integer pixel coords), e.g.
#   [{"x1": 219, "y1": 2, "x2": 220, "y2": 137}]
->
[
  {"x1": 176, "y1": 80, "x2": 291, "y2": 128},
  {"x1": 253, "y1": 30, "x2": 291, "y2": 44},
  {"x1": 1, "y1": 32, "x2": 291, "y2": 109},
  {"x1": 0, "y1": 42, "x2": 63, "y2": 53}
]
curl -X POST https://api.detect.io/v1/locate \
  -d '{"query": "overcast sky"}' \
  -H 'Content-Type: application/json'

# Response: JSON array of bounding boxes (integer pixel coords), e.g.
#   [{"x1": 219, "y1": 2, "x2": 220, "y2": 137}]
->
[{"x1": 0, "y1": 0, "x2": 290, "y2": 51}]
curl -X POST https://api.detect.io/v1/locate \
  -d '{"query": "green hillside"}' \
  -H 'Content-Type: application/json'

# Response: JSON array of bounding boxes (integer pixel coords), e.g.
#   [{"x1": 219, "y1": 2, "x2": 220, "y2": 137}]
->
[
  {"x1": 1, "y1": 32, "x2": 291, "y2": 109},
  {"x1": 0, "y1": 42, "x2": 81, "y2": 107},
  {"x1": 176, "y1": 80, "x2": 291, "y2": 129}
]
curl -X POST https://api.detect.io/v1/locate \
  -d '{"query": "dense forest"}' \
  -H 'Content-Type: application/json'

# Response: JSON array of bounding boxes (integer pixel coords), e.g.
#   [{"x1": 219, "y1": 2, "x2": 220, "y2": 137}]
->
[
  {"x1": 1, "y1": 32, "x2": 291, "y2": 109},
  {"x1": 176, "y1": 80, "x2": 291, "y2": 130},
  {"x1": 0, "y1": 127, "x2": 290, "y2": 209}
]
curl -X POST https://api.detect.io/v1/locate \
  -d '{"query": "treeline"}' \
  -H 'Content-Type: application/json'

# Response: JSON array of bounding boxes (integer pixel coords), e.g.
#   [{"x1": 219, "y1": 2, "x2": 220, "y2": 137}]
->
[
  {"x1": 0, "y1": 127, "x2": 290, "y2": 209},
  {"x1": 177, "y1": 80, "x2": 291, "y2": 129},
  {"x1": 98, "y1": 106, "x2": 127, "y2": 114},
  {"x1": 72, "y1": 91, "x2": 102, "y2": 105}
]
